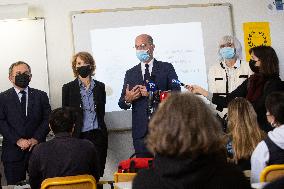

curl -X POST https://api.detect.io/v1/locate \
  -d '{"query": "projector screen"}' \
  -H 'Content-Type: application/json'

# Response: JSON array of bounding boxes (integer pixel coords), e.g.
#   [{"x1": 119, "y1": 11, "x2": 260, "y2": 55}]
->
[
  {"x1": 72, "y1": 5, "x2": 233, "y2": 129},
  {"x1": 91, "y1": 22, "x2": 207, "y2": 112}
]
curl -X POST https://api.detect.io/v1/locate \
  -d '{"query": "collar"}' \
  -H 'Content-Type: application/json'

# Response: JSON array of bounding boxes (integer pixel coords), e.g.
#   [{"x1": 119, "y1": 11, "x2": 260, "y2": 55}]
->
[
  {"x1": 78, "y1": 78, "x2": 95, "y2": 90},
  {"x1": 14, "y1": 86, "x2": 28, "y2": 95},
  {"x1": 141, "y1": 58, "x2": 154, "y2": 70},
  {"x1": 221, "y1": 59, "x2": 241, "y2": 70}
]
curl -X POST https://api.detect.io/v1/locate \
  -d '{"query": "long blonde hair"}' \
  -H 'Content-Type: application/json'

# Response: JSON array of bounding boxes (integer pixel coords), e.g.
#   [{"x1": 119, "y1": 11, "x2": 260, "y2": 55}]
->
[{"x1": 227, "y1": 97, "x2": 265, "y2": 163}]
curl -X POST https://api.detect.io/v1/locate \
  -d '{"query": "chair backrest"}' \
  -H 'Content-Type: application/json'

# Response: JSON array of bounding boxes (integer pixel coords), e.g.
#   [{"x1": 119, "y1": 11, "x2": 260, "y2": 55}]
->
[
  {"x1": 260, "y1": 164, "x2": 284, "y2": 182},
  {"x1": 114, "y1": 172, "x2": 137, "y2": 183},
  {"x1": 40, "y1": 174, "x2": 97, "y2": 189}
]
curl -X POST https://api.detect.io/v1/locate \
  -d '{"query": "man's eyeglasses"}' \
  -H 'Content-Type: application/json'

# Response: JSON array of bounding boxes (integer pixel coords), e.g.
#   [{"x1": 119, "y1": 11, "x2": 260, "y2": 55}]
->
[{"x1": 134, "y1": 43, "x2": 149, "y2": 50}]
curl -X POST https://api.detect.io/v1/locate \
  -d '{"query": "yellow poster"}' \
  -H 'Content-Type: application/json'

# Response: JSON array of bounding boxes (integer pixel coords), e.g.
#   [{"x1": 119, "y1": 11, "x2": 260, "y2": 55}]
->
[{"x1": 243, "y1": 22, "x2": 271, "y2": 61}]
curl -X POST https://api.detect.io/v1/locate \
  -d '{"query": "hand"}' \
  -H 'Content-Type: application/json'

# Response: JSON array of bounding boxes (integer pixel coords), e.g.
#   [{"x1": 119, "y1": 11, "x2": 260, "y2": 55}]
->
[
  {"x1": 125, "y1": 84, "x2": 142, "y2": 103},
  {"x1": 191, "y1": 85, "x2": 209, "y2": 97},
  {"x1": 28, "y1": 138, "x2": 39, "y2": 151},
  {"x1": 138, "y1": 85, "x2": 148, "y2": 97},
  {"x1": 16, "y1": 138, "x2": 31, "y2": 150}
]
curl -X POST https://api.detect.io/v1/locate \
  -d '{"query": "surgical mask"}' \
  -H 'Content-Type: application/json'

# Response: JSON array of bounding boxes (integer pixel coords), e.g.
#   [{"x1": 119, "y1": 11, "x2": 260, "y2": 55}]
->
[
  {"x1": 220, "y1": 47, "x2": 235, "y2": 59},
  {"x1": 136, "y1": 50, "x2": 150, "y2": 62},
  {"x1": 249, "y1": 59, "x2": 259, "y2": 73},
  {"x1": 15, "y1": 73, "x2": 30, "y2": 88},
  {"x1": 77, "y1": 65, "x2": 91, "y2": 78}
]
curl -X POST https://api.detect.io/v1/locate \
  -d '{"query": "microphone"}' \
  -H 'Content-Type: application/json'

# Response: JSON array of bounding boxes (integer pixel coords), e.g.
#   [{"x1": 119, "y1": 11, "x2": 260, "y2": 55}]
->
[
  {"x1": 146, "y1": 75, "x2": 157, "y2": 119},
  {"x1": 172, "y1": 79, "x2": 185, "y2": 87}
]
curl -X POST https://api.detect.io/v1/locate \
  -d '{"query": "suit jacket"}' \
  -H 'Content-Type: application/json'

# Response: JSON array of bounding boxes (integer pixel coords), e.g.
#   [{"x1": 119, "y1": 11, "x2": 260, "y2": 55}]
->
[
  {"x1": 28, "y1": 132, "x2": 100, "y2": 189},
  {"x1": 62, "y1": 79, "x2": 107, "y2": 137},
  {"x1": 118, "y1": 59, "x2": 180, "y2": 139},
  {"x1": 0, "y1": 87, "x2": 51, "y2": 162}
]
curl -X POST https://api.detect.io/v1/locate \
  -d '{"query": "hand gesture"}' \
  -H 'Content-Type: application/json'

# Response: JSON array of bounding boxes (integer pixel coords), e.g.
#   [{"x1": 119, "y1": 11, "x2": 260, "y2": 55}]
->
[
  {"x1": 28, "y1": 138, "x2": 39, "y2": 151},
  {"x1": 125, "y1": 84, "x2": 141, "y2": 103},
  {"x1": 138, "y1": 85, "x2": 148, "y2": 97},
  {"x1": 191, "y1": 85, "x2": 209, "y2": 97}
]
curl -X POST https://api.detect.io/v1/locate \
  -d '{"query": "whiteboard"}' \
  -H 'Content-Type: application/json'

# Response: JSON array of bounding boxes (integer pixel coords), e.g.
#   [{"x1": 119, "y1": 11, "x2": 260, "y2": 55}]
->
[
  {"x1": 90, "y1": 22, "x2": 206, "y2": 112},
  {"x1": 0, "y1": 18, "x2": 49, "y2": 95},
  {"x1": 71, "y1": 5, "x2": 233, "y2": 129}
]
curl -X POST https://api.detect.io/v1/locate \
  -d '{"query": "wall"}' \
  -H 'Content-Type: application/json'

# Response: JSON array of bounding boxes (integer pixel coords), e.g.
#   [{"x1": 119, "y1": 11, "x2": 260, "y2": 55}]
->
[{"x1": 0, "y1": 0, "x2": 283, "y2": 181}]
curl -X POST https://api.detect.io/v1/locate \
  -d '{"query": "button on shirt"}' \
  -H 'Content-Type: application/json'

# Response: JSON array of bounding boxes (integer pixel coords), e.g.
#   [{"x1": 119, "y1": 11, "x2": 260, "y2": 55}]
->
[
  {"x1": 14, "y1": 87, "x2": 28, "y2": 116},
  {"x1": 79, "y1": 79, "x2": 99, "y2": 132},
  {"x1": 223, "y1": 60, "x2": 241, "y2": 93}
]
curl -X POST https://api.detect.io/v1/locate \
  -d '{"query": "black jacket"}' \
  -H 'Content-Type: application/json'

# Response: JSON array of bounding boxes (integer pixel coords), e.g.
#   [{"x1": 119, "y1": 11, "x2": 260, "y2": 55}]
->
[
  {"x1": 213, "y1": 75, "x2": 284, "y2": 132},
  {"x1": 0, "y1": 87, "x2": 50, "y2": 162},
  {"x1": 133, "y1": 154, "x2": 250, "y2": 189},
  {"x1": 28, "y1": 132, "x2": 100, "y2": 189},
  {"x1": 62, "y1": 79, "x2": 107, "y2": 137}
]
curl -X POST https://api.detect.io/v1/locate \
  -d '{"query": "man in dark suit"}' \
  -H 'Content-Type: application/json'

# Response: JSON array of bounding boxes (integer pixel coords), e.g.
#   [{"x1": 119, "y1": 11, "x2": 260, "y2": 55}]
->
[
  {"x1": 62, "y1": 52, "x2": 107, "y2": 178},
  {"x1": 118, "y1": 34, "x2": 180, "y2": 157},
  {"x1": 0, "y1": 61, "x2": 51, "y2": 184},
  {"x1": 28, "y1": 107, "x2": 100, "y2": 189}
]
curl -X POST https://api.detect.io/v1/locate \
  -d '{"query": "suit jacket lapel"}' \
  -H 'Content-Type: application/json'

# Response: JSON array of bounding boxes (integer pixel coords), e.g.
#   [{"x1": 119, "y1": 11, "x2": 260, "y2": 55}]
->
[
  {"x1": 151, "y1": 59, "x2": 160, "y2": 78},
  {"x1": 27, "y1": 87, "x2": 35, "y2": 118},
  {"x1": 73, "y1": 79, "x2": 83, "y2": 107},
  {"x1": 135, "y1": 63, "x2": 144, "y2": 84},
  {"x1": 9, "y1": 88, "x2": 25, "y2": 119}
]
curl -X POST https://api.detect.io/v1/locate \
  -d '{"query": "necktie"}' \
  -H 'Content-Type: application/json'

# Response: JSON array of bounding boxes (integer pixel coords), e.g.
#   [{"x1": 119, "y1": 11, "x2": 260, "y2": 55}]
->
[
  {"x1": 144, "y1": 64, "x2": 150, "y2": 82},
  {"x1": 20, "y1": 91, "x2": 26, "y2": 116}
]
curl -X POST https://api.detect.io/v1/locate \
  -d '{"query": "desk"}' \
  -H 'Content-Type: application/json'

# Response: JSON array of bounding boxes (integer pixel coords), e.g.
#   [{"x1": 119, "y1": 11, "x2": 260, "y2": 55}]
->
[{"x1": 114, "y1": 182, "x2": 132, "y2": 189}]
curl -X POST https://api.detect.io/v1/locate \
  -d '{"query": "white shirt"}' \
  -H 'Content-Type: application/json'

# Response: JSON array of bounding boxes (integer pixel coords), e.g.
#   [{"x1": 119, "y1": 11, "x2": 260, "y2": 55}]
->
[
  {"x1": 251, "y1": 124, "x2": 284, "y2": 183},
  {"x1": 14, "y1": 87, "x2": 29, "y2": 116},
  {"x1": 208, "y1": 59, "x2": 252, "y2": 118},
  {"x1": 140, "y1": 58, "x2": 154, "y2": 80}
]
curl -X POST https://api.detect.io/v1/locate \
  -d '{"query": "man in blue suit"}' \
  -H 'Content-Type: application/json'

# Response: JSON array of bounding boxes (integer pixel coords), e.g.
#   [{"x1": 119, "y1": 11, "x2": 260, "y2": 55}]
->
[
  {"x1": 118, "y1": 34, "x2": 180, "y2": 157},
  {"x1": 0, "y1": 61, "x2": 51, "y2": 184}
]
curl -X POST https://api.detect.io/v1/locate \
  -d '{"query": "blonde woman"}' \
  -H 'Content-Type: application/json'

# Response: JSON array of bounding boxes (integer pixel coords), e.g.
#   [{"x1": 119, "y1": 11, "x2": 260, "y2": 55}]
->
[{"x1": 227, "y1": 97, "x2": 265, "y2": 170}]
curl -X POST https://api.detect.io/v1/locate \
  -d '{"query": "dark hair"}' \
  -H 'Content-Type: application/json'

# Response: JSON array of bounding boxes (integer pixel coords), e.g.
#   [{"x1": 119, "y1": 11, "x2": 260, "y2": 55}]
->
[
  {"x1": 147, "y1": 93, "x2": 226, "y2": 158},
  {"x1": 9, "y1": 61, "x2": 31, "y2": 76},
  {"x1": 49, "y1": 107, "x2": 76, "y2": 134},
  {"x1": 72, "y1": 52, "x2": 96, "y2": 77},
  {"x1": 265, "y1": 92, "x2": 284, "y2": 125},
  {"x1": 249, "y1": 46, "x2": 279, "y2": 77}
]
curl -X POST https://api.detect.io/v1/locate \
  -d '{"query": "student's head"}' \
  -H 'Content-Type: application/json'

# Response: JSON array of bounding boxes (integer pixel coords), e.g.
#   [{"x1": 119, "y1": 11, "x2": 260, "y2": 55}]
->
[
  {"x1": 72, "y1": 51, "x2": 96, "y2": 78},
  {"x1": 49, "y1": 107, "x2": 76, "y2": 134},
  {"x1": 218, "y1": 35, "x2": 242, "y2": 61},
  {"x1": 135, "y1": 34, "x2": 155, "y2": 63},
  {"x1": 227, "y1": 97, "x2": 264, "y2": 162},
  {"x1": 265, "y1": 92, "x2": 284, "y2": 127},
  {"x1": 249, "y1": 46, "x2": 279, "y2": 76},
  {"x1": 8, "y1": 61, "x2": 32, "y2": 89},
  {"x1": 147, "y1": 93, "x2": 225, "y2": 159}
]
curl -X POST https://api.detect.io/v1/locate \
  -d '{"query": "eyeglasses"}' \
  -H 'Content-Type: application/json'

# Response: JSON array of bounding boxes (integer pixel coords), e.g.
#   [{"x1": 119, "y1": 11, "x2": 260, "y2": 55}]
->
[{"x1": 134, "y1": 43, "x2": 149, "y2": 50}]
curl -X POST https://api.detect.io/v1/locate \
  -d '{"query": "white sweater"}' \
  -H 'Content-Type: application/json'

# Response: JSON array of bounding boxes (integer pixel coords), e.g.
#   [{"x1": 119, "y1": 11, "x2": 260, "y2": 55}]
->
[{"x1": 251, "y1": 124, "x2": 284, "y2": 183}]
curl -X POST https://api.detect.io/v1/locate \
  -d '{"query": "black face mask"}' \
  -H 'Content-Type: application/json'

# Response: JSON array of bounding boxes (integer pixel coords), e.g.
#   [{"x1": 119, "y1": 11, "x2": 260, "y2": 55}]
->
[
  {"x1": 15, "y1": 73, "x2": 30, "y2": 88},
  {"x1": 249, "y1": 59, "x2": 260, "y2": 73},
  {"x1": 77, "y1": 65, "x2": 92, "y2": 78}
]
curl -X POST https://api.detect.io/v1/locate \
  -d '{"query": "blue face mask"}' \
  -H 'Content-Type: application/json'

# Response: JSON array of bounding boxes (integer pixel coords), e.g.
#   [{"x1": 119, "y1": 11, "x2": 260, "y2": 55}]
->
[
  {"x1": 220, "y1": 47, "x2": 235, "y2": 59},
  {"x1": 136, "y1": 50, "x2": 150, "y2": 62}
]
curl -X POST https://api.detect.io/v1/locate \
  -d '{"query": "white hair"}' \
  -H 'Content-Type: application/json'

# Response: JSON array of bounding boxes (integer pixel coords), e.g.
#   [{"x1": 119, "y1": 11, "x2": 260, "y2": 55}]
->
[{"x1": 217, "y1": 35, "x2": 243, "y2": 61}]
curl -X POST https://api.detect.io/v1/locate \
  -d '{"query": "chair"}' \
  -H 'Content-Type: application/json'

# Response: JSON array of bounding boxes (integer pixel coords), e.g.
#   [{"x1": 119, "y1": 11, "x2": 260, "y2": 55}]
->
[
  {"x1": 40, "y1": 174, "x2": 97, "y2": 189},
  {"x1": 114, "y1": 172, "x2": 137, "y2": 183},
  {"x1": 260, "y1": 164, "x2": 284, "y2": 182}
]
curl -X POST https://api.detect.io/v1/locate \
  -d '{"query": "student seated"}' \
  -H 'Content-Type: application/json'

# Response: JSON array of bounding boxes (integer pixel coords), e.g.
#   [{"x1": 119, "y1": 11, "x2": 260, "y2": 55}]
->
[
  {"x1": 226, "y1": 97, "x2": 265, "y2": 170},
  {"x1": 251, "y1": 92, "x2": 284, "y2": 183},
  {"x1": 132, "y1": 93, "x2": 250, "y2": 189},
  {"x1": 28, "y1": 107, "x2": 100, "y2": 189}
]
